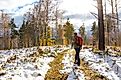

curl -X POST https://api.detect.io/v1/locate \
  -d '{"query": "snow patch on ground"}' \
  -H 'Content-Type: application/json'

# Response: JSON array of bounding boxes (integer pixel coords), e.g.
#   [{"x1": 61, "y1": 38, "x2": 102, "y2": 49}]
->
[
  {"x1": 60, "y1": 49, "x2": 85, "y2": 80},
  {"x1": 80, "y1": 49, "x2": 120, "y2": 80},
  {"x1": 0, "y1": 46, "x2": 69, "y2": 80}
]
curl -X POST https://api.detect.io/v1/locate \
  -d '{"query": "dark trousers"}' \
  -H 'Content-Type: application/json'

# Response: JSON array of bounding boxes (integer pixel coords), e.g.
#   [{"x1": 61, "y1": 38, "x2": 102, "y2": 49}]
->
[{"x1": 74, "y1": 47, "x2": 81, "y2": 66}]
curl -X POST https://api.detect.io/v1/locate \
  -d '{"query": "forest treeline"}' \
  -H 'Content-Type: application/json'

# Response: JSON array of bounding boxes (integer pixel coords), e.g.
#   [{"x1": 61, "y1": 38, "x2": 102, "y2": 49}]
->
[{"x1": 0, "y1": 0, "x2": 121, "y2": 49}]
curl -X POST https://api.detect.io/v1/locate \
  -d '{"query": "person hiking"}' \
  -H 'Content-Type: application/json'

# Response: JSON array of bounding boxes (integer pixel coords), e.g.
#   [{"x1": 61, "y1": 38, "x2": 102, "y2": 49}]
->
[{"x1": 71, "y1": 32, "x2": 83, "y2": 66}]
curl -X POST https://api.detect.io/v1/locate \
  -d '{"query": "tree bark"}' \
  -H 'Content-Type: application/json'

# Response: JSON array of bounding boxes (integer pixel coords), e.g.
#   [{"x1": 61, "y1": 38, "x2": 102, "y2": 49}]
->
[{"x1": 97, "y1": 0, "x2": 105, "y2": 50}]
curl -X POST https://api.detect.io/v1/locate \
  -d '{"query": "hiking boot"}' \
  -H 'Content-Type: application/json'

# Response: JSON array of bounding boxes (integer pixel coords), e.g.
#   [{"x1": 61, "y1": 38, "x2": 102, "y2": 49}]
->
[
  {"x1": 74, "y1": 62, "x2": 77, "y2": 64},
  {"x1": 77, "y1": 64, "x2": 80, "y2": 66}
]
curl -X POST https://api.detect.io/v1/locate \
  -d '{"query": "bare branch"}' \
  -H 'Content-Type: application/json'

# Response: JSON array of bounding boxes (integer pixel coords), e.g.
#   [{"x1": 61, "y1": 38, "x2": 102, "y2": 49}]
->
[{"x1": 90, "y1": 12, "x2": 121, "y2": 21}]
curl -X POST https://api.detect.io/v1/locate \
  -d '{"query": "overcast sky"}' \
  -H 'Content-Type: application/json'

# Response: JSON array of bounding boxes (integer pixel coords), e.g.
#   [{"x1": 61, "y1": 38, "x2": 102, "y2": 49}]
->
[
  {"x1": 0, "y1": 0, "x2": 121, "y2": 31},
  {"x1": 60, "y1": 0, "x2": 97, "y2": 31}
]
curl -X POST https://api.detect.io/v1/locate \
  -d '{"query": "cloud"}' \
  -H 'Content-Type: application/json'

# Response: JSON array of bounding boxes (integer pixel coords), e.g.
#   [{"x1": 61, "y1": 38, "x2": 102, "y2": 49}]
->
[
  {"x1": 59, "y1": 0, "x2": 98, "y2": 31},
  {"x1": 60, "y1": 0, "x2": 97, "y2": 15},
  {"x1": 63, "y1": 13, "x2": 95, "y2": 20}
]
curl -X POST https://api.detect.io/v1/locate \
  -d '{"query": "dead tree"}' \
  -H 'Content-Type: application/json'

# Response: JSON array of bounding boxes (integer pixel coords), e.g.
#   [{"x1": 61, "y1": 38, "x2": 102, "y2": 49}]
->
[{"x1": 97, "y1": 0, "x2": 105, "y2": 50}]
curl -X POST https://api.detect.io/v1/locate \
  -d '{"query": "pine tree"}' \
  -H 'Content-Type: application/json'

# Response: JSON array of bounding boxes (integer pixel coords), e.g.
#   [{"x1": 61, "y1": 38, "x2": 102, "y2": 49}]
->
[
  {"x1": 9, "y1": 18, "x2": 19, "y2": 49},
  {"x1": 19, "y1": 20, "x2": 26, "y2": 48},
  {"x1": 56, "y1": 24, "x2": 63, "y2": 45},
  {"x1": 9, "y1": 18, "x2": 18, "y2": 38},
  {"x1": 79, "y1": 23, "x2": 85, "y2": 37},
  {"x1": 91, "y1": 21, "x2": 98, "y2": 45},
  {"x1": 47, "y1": 26, "x2": 52, "y2": 46},
  {"x1": 79, "y1": 23, "x2": 86, "y2": 45},
  {"x1": 64, "y1": 18, "x2": 74, "y2": 45}
]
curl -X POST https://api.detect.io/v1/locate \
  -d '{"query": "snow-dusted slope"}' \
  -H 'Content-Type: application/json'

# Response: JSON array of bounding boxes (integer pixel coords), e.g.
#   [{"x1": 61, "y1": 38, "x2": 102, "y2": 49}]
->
[
  {"x1": 80, "y1": 49, "x2": 120, "y2": 80},
  {"x1": 0, "y1": 46, "x2": 69, "y2": 80},
  {"x1": 60, "y1": 48, "x2": 121, "y2": 80},
  {"x1": 0, "y1": 46, "x2": 120, "y2": 80}
]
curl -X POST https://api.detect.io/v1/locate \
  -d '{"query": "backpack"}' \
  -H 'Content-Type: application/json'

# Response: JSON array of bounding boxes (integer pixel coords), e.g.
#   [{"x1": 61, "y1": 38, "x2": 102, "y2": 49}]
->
[{"x1": 76, "y1": 36, "x2": 83, "y2": 46}]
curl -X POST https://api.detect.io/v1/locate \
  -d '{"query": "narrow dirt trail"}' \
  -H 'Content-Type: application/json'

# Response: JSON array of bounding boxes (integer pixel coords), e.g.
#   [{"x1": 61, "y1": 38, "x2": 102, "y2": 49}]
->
[{"x1": 45, "y1": 50, "x2": 69, "y2": 80}]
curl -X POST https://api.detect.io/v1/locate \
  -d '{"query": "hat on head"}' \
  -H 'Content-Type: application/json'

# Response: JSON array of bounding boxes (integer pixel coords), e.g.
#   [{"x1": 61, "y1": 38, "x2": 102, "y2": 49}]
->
[{"x1": 74, "y1": 32, "x2": 77, "y2": 35}]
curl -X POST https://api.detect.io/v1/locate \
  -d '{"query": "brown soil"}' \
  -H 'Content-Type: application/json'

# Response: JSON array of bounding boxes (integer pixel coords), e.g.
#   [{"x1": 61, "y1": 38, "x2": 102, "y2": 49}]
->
[{"x1": 45, "y1": 50, "x2": 69, "y2": 80}]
